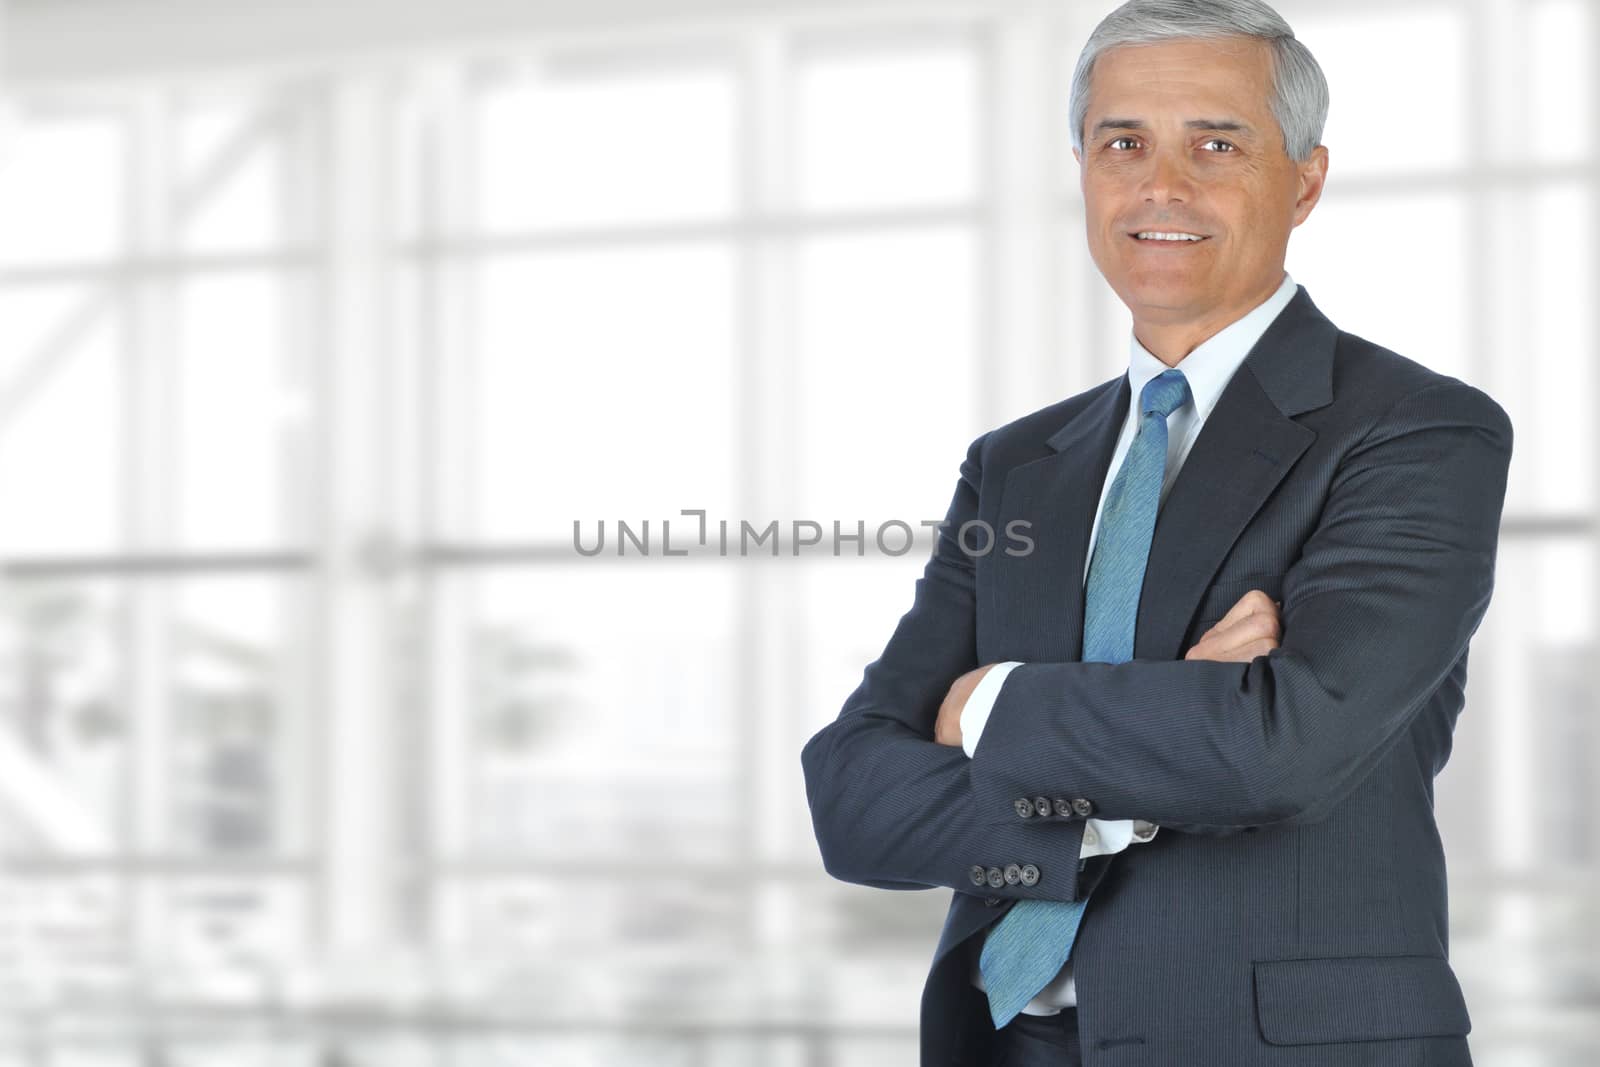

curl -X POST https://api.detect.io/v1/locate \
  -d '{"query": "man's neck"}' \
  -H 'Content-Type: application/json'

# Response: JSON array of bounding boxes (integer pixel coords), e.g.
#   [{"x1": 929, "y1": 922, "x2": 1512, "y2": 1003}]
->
[{"x1": 1131, "y1": 275, "x2": 1286, "y2": 366}]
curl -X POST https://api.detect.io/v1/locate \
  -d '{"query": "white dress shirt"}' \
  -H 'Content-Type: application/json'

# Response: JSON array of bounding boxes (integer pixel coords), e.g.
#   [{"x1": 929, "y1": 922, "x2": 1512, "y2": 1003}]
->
[{"x1": 963, "y1": 270, "x2": 1299, "y2": 1014}]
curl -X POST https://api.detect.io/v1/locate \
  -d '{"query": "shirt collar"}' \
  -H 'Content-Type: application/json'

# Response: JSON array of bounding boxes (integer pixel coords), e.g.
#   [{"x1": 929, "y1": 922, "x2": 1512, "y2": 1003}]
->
[{"x1": 1125, "y1": 271, "x2": 1299, "y2": 419}]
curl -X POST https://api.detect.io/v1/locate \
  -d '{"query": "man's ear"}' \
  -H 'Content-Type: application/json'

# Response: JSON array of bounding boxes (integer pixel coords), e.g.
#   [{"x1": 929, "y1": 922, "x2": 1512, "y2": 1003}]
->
[{"x1": 1291, "y1": 144, "x2": 1329, "y2": 227}]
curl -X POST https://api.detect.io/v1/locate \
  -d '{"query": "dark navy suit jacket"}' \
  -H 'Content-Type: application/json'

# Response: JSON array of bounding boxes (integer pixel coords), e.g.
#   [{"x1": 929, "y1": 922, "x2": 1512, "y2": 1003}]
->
[{"x1": 800, "y1": 285, "x2": 1513, "y2": 1066}]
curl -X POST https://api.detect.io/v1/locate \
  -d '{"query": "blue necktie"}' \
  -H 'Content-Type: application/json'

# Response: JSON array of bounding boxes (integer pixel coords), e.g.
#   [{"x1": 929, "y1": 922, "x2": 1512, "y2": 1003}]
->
[{"x1": 978, "y1": 368, "x2": 1191, "y2": 1029}]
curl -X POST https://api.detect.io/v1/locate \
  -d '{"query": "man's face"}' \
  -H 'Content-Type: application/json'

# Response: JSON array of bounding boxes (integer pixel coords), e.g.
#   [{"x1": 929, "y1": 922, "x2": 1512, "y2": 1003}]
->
[{"x1": 1073, "y1": 35, "x2": 1327, "y2": 330}]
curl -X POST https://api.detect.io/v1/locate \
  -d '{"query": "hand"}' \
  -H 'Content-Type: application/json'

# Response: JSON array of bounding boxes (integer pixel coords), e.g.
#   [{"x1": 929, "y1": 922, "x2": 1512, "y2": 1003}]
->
[
  {"x1": 1184, "y1": 589, "x2": 1282, "y2": 662},
  {"x1": 934, "y1": 664, "x2": 995, "y2": 748}
]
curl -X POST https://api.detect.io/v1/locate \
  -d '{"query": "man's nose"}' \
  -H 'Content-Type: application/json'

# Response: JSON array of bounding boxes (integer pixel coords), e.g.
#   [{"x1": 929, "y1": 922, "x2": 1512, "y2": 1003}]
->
[{"x1": 1139, "y1": 147, "x2": 1193, "y2": 204}]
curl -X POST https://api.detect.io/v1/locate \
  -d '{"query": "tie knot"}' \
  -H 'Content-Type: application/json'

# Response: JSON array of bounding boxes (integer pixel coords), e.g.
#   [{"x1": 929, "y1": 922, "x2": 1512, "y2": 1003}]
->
[{"x1": 1141, "y1": 368, "x2": 1190, "y2": 419}]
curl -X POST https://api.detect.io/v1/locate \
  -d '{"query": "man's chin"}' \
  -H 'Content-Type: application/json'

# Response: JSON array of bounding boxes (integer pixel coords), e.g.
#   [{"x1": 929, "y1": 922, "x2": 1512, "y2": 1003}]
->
[{"x1": 1119, "y1": 281, "x2": 1209, "y2": 320}]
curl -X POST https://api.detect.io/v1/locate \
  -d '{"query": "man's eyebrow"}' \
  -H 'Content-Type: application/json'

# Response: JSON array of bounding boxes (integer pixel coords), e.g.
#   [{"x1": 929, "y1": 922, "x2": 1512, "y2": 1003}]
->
[
  {"x1": 1089, "y1": 117, "x2": 1255, "y2": 137},
  {"x1": 1186, "y1": 118, "x2": 1252, "y2": 133},
  {"x1": 1090, "y1": 117, "x2": 1146, "y2": 137}
]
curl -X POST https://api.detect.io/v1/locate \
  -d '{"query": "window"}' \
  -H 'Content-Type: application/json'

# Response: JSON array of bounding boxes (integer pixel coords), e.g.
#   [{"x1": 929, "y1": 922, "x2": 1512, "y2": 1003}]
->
[{"x1": 0, "y1": 1, "x2": 1595, "y2": 1063}]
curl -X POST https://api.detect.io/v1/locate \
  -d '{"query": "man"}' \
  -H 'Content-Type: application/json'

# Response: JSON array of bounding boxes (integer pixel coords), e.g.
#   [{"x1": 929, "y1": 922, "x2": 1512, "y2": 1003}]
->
[{"x1": 799, "y1": 1, "x2": 1512, "y2": 1065}]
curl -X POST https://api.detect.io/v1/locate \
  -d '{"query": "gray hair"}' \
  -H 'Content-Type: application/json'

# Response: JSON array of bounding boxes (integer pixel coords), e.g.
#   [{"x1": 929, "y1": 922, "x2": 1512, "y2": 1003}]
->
[{"x1": 1069, "y1": 0, "x2": 1329, "y2": 162}]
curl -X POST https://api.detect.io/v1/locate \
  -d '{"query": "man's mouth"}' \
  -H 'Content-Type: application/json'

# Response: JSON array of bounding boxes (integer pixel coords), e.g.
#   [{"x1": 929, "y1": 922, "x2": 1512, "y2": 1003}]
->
[{"x1": 1129, "y1": 231, "x2": 1209, "y2": 243}]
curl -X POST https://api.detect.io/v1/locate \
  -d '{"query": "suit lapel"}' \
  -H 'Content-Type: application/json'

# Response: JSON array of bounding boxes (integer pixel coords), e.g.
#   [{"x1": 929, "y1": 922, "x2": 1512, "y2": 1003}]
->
[
  {"x1": 1134, "y1": 364, "x2": 1315, "y2": 660},
  {"x1": 991, "y1": 374, "x2": 1128, "y2": 663},
  {"x1": 996, "y1": 284, "x2": 1338, "y2": 665},
  {"x1": 1134, "y1": 285, "x2": 1338, "y2": 658}
]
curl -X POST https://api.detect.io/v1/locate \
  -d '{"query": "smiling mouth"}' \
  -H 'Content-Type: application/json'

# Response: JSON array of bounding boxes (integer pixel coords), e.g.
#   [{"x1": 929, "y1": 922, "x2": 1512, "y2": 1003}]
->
[{"x1": 1129, "y1": 231, "x2": 1210, "y2": 244}]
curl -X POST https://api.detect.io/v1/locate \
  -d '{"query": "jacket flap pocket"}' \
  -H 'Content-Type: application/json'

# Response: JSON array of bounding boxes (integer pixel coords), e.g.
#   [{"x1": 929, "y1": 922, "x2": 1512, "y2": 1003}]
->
[{"x1": 1254, "y1": 954, "x2": 1471, "y2": 1045}]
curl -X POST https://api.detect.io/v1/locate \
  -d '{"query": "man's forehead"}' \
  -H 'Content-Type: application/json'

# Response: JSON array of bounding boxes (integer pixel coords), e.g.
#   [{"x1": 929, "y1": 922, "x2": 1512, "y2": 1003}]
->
[
  {"x1": 1099, "y1": 34, "x2": 1268, "y2": 65},
  {"x1": 1085, "y1": 37, "x2": 1275, "y2": 121},
  {"x1": 1091, "y1": 36, "x2": 1272, "y2": 89}
]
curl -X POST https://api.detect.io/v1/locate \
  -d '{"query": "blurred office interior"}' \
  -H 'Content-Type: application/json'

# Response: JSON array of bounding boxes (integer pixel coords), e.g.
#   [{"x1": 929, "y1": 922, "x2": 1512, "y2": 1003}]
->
[{"x1": 0, "y1": 0, "x2": 1595, "y2": 1063}]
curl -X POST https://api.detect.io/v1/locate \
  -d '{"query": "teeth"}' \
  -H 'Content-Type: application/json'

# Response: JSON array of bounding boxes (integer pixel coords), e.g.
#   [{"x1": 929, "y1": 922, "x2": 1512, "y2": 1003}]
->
[{"x1": 1136, "y1": 232, "x2": 1203, "y2": 241}]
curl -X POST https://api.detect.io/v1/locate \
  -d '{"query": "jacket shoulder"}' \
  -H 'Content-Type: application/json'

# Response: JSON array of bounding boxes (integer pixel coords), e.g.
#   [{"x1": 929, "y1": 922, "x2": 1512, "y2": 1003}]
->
[{"x1": 1331, "y1": 330, "x2": 1512, "y2": 441}]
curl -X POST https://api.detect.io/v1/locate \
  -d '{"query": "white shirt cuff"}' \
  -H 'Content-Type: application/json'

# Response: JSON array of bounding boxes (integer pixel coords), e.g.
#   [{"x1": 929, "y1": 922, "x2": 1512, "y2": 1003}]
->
[
  {"x1": 959, "y1": 661, "x2": 1023, "y2": 758},
  {"x1": 1081, "y1": 819, "x2": 1161, "y2": 857}
]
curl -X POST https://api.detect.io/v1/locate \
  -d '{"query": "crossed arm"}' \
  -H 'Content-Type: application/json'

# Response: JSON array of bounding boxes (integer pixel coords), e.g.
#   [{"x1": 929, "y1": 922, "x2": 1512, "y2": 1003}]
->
[
  {"x1": 933, "y1": 586, "x2": 1285, "y2": 752},
  {"x1": 799, "y1": 380, "x2": 1512, "y2": 899}
]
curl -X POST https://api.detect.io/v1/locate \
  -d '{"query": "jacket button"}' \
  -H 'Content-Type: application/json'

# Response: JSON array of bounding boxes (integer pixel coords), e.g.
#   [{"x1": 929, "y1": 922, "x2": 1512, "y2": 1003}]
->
[
  {"x1": 1020, "y1": 864, "x2": 1040, "y2": 887},
  {"x1": 1053, "y1": 797, "x2": 1074, "y2": 817},
  {"x1": 1003, "y1": 863, "x2": 1022, "y2": 885},
  {"x1": 969, "y1": 865, "x2": 988, "y2": 887},
  {"x1": 1071, "y1": 797, "x2": 1094, "y2": 817},
  {"x1": 986, "y1": 866, "x2": 1006, "y2": 889},
  {"x1": 1014, "y1": 798, "x2": 1035, "y2": 819},
  {"x1": 1033, "y1": 796, "x2": 1051, "y2": 817}
]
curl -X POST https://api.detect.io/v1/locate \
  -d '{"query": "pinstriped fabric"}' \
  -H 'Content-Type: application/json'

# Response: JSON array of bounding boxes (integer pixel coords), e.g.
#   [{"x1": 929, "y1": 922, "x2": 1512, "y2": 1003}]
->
[{"x1": 978, "y1": 368, "x2": 1191, "y2": 1029}]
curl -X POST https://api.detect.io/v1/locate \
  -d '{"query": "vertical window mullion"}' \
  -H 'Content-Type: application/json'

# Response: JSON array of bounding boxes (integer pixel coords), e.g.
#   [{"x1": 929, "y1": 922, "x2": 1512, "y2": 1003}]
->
[
  {"x1": 422, "y1": 62, "x2": 477, "y2": 951},
  {"x1": 125, "y1": 93, "x2": 180, "y2": 980}
]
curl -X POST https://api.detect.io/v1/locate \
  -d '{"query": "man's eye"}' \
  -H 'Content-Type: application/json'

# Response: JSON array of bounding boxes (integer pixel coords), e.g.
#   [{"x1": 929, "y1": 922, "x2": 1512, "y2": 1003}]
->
[
  {"x1": 1108, "y1": 136, "x2": 1140, "y2": 150},
  {"x1": 1201, "y1": 139, "x2": 1237, "y2": 152}
]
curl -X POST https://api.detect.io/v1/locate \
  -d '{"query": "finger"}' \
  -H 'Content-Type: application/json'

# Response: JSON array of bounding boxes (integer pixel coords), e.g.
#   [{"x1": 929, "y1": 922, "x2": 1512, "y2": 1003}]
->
[
  {"x1": 1188, "y1": 631, "x2": 1279, "y2": 663},
  {"x1": 1209, "y1": 591, "x2": 1273, "y2": 633},
  {"x1": 1207, "y1": 614, "x2": 1281, "y2": 657},
  {"x1": 1212, "y1": 589, "x2": 1279, "y2": 632}
]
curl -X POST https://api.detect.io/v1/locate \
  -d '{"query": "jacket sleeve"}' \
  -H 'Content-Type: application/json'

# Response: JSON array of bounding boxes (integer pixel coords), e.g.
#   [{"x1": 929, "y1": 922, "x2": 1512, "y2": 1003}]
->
[
  {"x1": 968, "y1": 380, "x2": 1514, "y2": 832},
  {"x1": 800, "y1": 431, "x2": 1096, "y2": 903}
]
